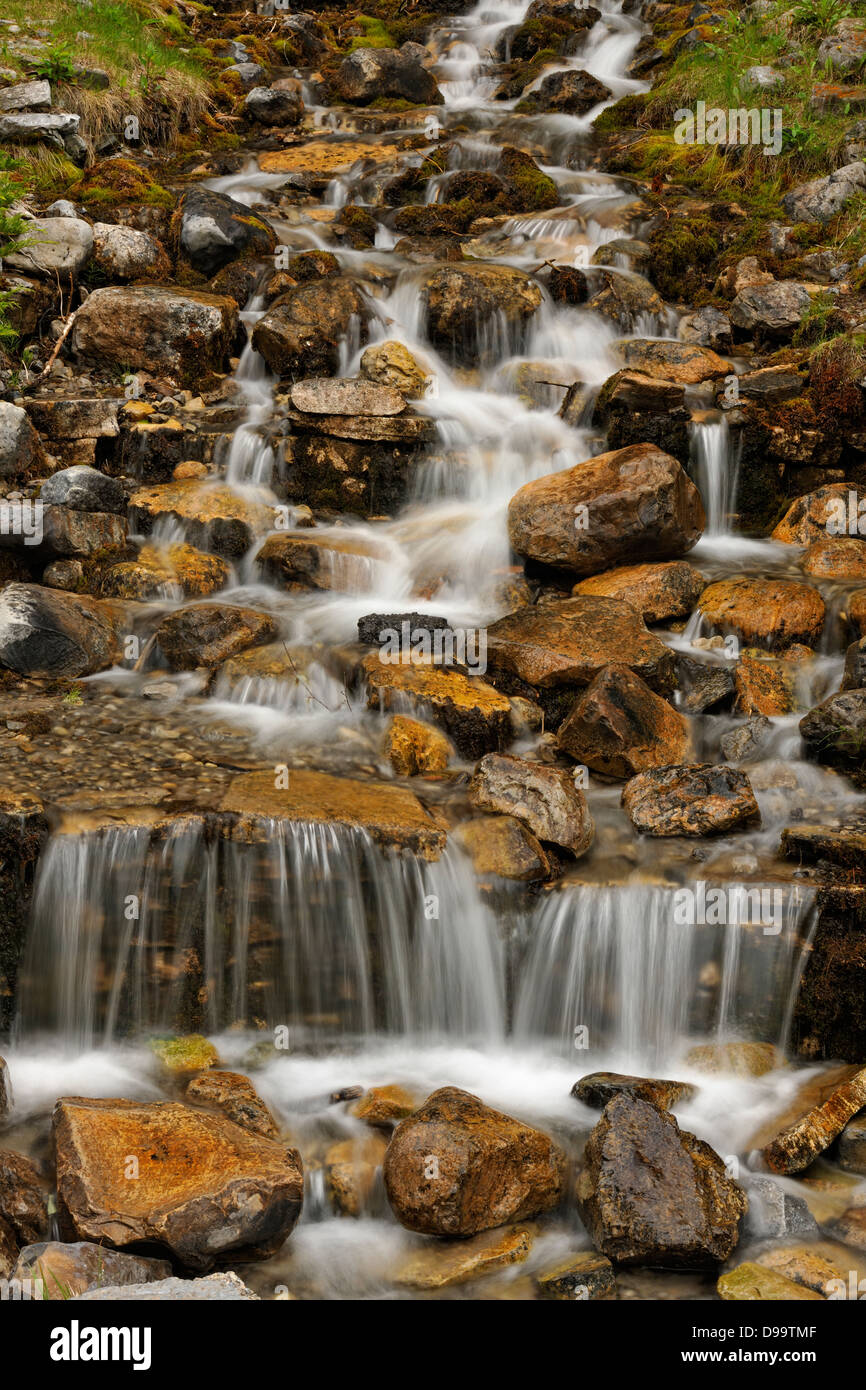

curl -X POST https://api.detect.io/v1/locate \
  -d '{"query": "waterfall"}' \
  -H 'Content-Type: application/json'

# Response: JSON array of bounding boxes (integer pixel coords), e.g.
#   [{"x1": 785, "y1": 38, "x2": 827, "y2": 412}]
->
[{"x1": 690, "y1": 416, "x2": 741, "y2": 537}]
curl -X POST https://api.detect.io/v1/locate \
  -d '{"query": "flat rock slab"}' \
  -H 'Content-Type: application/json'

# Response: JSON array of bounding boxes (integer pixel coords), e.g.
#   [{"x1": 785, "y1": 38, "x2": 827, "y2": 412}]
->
[
  {"x1": 53, "y1": 1097, "x2": 304, "y2": 1271},
  {"x1": 290, "y1": 378, "x2": 406, "y2": 417},
  {"x1": 285, "y1": 407, "x2": 433, "y2": 443},
  {"x1": 749, "y1": 1064, "x2": 866, "y2": 1174},
  {"x1": 76, "y1": 1272, "x2": 260, "y2": 1300},
  {"x1": 396, "y1": 1225, "x2": 532, "y2": 1289},
  {"x1": 221, "y1": 766, "x2": 447, "y2": 859},
  {"x1": 718, "y1": 1262, "x2": 823, "y2": 1301},
  {"x1": 0, "y1": 112, "x2": 79, "y2": 139},
  {"x1": 572, "y1": 1071, "x2": 696, "y2": 1110},
  {"x1": 0, "y1": 80, "x2": 51, "y2": 111}
]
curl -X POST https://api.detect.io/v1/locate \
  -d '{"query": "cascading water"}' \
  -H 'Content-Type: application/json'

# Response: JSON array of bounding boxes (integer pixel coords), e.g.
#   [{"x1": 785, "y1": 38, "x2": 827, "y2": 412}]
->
[{"x1": 690, "y1": 415, "x2": 741, "y2": 537}]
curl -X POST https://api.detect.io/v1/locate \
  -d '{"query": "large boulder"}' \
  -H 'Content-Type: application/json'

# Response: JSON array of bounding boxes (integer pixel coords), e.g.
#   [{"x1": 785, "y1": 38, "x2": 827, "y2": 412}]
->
[
  {"x1": 486, "y1": 597, "x2": 677, "y2": 694},
  {"x1": 572, "y1": 560, "x2": 705, "y2": 623},
  {"x1": 698, "y1": 577, "x2": 825, "y2": 650},
  {"x1": 507, "y1": 445, "x2": 704, "y2": 576},
  {"x1": 520, "y1": 68, "x2": 611, "y2": 114},
  {"x1": 0, "y1": 583, "x2": 120, "y2": 677},
  {"x1": 252, "y1": 277, "x2": 370, "y2": 379},
  {"x1": 799, "y1": 689, "x2": 866, "y2": 764},
  {"x1": 336, "y1": 46, "x2": 442, "y2": 105},
  {"x1": 576, "y1": 1095, "x2": 747, "y2": 1268},
  {"x1": 783, "y1": 161, "x2": 866, "y2": 225},
  {"x1": 7, "y1": 216, "x2": 93, "y2": 279},
  {"x1": 772, "y1": 483, "x2": 858, "y2": 544},
  {"x1": 729, "y1": 282, "x2": 812, "y2": 339},
  {"x1": 557, "y1": 664, "x2": 691, "y2": 778},
  {"x1": 383, "y1": 1086, "x2": 566, "y2": 1236},
  {"x1": 72, "y1": 286, "x2": 239, "y2": 386},
  {"x1": 53, "y1": 1097, "x2": 303, "y2": 1271},
  {"x1": 99, "y1": 543, "x2": 229, "y2": 600},
  {"x1": 244, "y1": 84, "x2": 304, "y2": 127},
  {"x1": 621, "y1": 763, "x2": 760, "y2": 836},
  {"x1": 468, "y1": 751, "x2": 594, "y2": 856},
  {"x1": 177, "y1": 188, "x2": 276, "y2": 276},
  {"x1": 0, "y1": 400, "x2": 43, "y2": 477},
  {"x1": 39, "y1": 465, "x2": 125, "y2": 514},
  {"x1": 801, "y1": 536, "x2": 866, "y2": 581},
  {"x1": 154, "y1": 604, "x2": 277, "y2": 670},
  {"x1": 419, "y1": 264, "x2": 542, "y2": 366},
  {"x1": 92, "y1": 222, "x2": 169, "y2": 281},
  {"x1": 616, "y1": 339, "x2": 731, "y2": 384}
]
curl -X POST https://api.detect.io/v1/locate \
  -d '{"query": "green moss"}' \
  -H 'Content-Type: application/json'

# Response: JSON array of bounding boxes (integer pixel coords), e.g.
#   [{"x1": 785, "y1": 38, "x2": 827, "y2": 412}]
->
[
  {"x1": 648, "y1": 216, "x2": 722, "y2": 301},
  {"x1": 347, "y1": 15, "x2": 395, "y2": 51},
  {"x1": 498, "y1": 147, "x2": 558, "y2": 212},
  {"x1": 69, "y1": 157, "x2": 175, "y2": 209}
]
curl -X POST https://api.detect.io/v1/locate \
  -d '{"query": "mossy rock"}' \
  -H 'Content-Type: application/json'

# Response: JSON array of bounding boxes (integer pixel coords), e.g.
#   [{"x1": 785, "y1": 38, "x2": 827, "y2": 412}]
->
[
  {"x1": 149, "y1": 1034, "x2": 221, "y2": 1075},
  {"x1": 648, "y1": 215, "x2": 721, "y2": 302},
  {"x1": 69, "y1": 159, "x2": 175, "y2": 211}
]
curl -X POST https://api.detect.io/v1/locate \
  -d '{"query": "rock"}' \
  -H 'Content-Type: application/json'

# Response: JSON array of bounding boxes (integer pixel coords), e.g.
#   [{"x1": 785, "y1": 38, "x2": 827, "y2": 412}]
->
[
  {"x1": 0, "y1": 400, "x2": 42, "y2": 477},
  {"x1": 39, "y1": 507, "x2": 127, "y2": 559},
  {"x1": 733, "y1": 365, "x2": 804, "y2": 402},
  {"x1": 772, "y1": 484, "x2": 858, "y2": 544},
  {"x1": 383, "y1": 1087, "x2": 566, "y2": 1236},
  {"x1": 576, "y1": 1096, "x2": 747, "y2": 1268},
  {"x1": 252, "y1": 277, "x2": 370, "y2": 379},
  {"x1": 685, "y1": 1042, "x2": 784, "y2": 1077},
  {"x1": 177, "y1": 188, "x2": 276, "y2": 276},
  {"x1": 221, "y1": 767, "x2": 446, "y2": 859},
  {"x1": 336, "y1": 47, "x2": 441, "y2": 106},
  {"x1": 24, "y1": 396, "x2": 121, "y2": 443},
  {"x1": 818, "y1": 17, "x2": 866, "y2": 74},
  {"x1": 384, "y1": 713, "x2": 451, "y2": 775},
  {"x1": 616, "y1": 339, "x2": 731, "y2": 384},
  {"x1": 486, "y1": 597, "x2": 677, "y2": 694},
  {"x1": 741, "y1": 1176, "x2": 818, "y2": 1241},
  {"x1": 536, "y1": 1250, "x2": 615, "y2": 1300},
  {"x1": 256, "y1": 532, "x2": 391, "y2": 592},
  {"x1": 150, "y1": 1034, "x2": 220, "y2": 1075},
  {"x1": 742, "y1": 64, "x2": 783, "y2": 91},
  {"x1": 43, "y1": 559, "x2": 84, "y2": 591},
  {"x1": 186, "y1": 1071, "x2": 279, "y2": 1140},
  {"x1": 572, "y1": 1073, "x2": 695, "y2": 1110},
  {"x1": 420, "y1": 264, "x2": 541, "y2": 366},
  {"x1": 677, "y1": 655, "x2": 735, "y2": 714},
  {"x1": 730, "y1": 282, "x2": 812, "y2": 339},
  {"x1": 749, "y1": 1065, "x2": 866, "y2": 1174},
  {"x1": 244, "y1": 84, "x2": 304, "y2": 126},
  {"x1": 678, "y1": 306, "x2": 732, "y2": 351},
  {"x1": 851, "y1": 590, "x2": 866, "y2": 637},
  {"x1": 0, "y1": 1149, "x2": 47, "y2": 1274},
  {"x1": 226, "y1": 62, "x2": 265, "y2": 88},
  {"x1": 837, "y1": 1112, "x2": 866, "y2": 1174},
  {"x1": 698, "y1": 577, "x2": 825, "y2": 650},
  {"x1": 455, "y1": 815, "x2": 554, "y2": 882},
  {"x1": 99, "y1": 544, "x2": 229, "y2": 600},
  {"x1": 92, "y1": 222, "x2": 168, "y2": 281},
  {"x1": 72, "y1": 287, "x2": 239, "y2": 386},
  {"x1": 783, "y1": 162, "x2": 866, "y2": 225},
  {"x1": 53, "y1": 1097, "x2": 303, "y2": 1271},
  {"x1": 557, "y1": 664, "x2": 691, "y2": 778},
  {"x1": 720, "y1": 715, "x2": 771, "y2": 761},
  {"x1": 6, "y1": 215, "x2": 92, "y2": 279},
  {"x1": 718, "y1": 1262, "x2": 823, "y2": 1300},
  {"x1": 520, "y1": 68, "x2": 611, "y2": 114},
  {"x1": 0, "y1": 79, "x2": 51, "y2": 111},
  {"x1": 831, "y1": 1206, "x2": 866, "y2": 1251},
  {"x1": 717, "y1": 257, "x2": 774, "y2": 298},
  {"x1": 324, "y1": 1133, "x2": 387, "y2": 1216},
  {"x1": 0, "y1": 112, "x2": 80, "y2": 143},
  {"x1": 290, "y1": 378, "x2": 405, "y2": 417},
  {"x1": 0, "y1": 583, "x2": 120, "y2": 677},
  {"x1": 360, "y1": 340, "x2": 427, "y2": 397},
  {"x1": 842, "y1": 638, "x2": 866, "y2": 691},
  {"x1": 507, "y1": 444, "x2": 704, "y2": 577},
  {"x1": 734, "y1": 652, "x2": 794, "y2": 717},
  {"x1": 39, "y1": 465, "x2": 124, "y2": 515},
  {"x1": 595, "y1": 369, "x2": 685, "y2": 415},
  {"x1": 155, "y1": 604, "x2": 277, "y2": 670},
  {"x1": 587, "y1": 270, "x2": 664, "y2": 330},
  {"x1": 622, "y1": 764, "x2": 760, "y2": 837},
  {"x1": 799, "y1": 690, "x2": 866, "y2": 764},
  {"x1": 362, "y1": 654, "x2": 512, "y2": 760},
  {"x1": 757, "y1": 1241, "x2": 855, "y2": 1295},
  {"x1": 468, "y1": 751, "x2": 594, "y2": 856},
  {"x1": 397, "y1": 1225, "x2": 532, "y2": 1289},
  {"x1": 352, "y1": 1084, "x2": 416, "y2": 1128},
  {"x1": 12, "y1": 1242, "x2": 171, "y2": 1299},
  {"x1": 77, "y1": 1272, "x2": 260, "y2": 1300},
  {"x1": 802, "y1": 536, "x2": 866, "y2": 580},
  {"x1": 129, "y1": 481, "x2": 273, "y2": 557}
]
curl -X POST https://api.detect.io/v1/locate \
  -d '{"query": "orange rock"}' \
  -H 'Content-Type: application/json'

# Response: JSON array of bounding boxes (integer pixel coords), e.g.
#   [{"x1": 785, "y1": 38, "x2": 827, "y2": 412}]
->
[
  {"x1": 384, "y1": 714, "x2": 452, "y2": 775},
  {"x1": 186, "y1": 1071, "x2": 280, "y2": 1140},
  {"x1": 750, "y1": 1065, "x2": 866, "y2": 1174},
  {"x1": 772, "y1": 484, "x2": 857, "y2": 544},
  {"x1": 734, "y1": 652, "x2": 795, "y2": 716},
  {"x1": 557, "y1": 663, "x2": 691, "y2": 778},
  {"x1": 455, "y1": 815, "x2": 555, "y2": 882},
  {"x1": 801, "y1": 536, "x2": 866, "y2": 580},
  {"x1": 362, "y1": 653, "x2": 511, "y2": 759},
  {"x1": 572, "y1": 560, "x2": 705, "y2": 623},
  {"x1": 352, "y1": 1084, "x2": 417, "y2": 1128},
  {"x1": 698, "y1": 577, "x2": 824, "y2": 650}
]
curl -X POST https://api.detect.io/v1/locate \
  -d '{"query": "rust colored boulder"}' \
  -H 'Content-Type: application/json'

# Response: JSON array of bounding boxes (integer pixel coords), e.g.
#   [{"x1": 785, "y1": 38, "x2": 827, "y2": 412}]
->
[
  {"x1": 53, "y1": 1097, "x2": 303, "y2": 1271},
  {"x1": 383, "y1": 1086, "x2": 566, "y2": 1236},
  {"x1": 557, "y1": 663, "x2": 691, "y2": 778},
  {"x1": 698, "y1": 577, "x2": 825, "y2": 651},
  {"x1": 622, "y1": 764, "x2": 760, "y2": 836},
  {"x1": 572, "y1": 560, "x2": 705, "y2": 624},
  {"x1": 507, "y1": 444, "x2": 704, "y2": 576}
]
